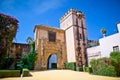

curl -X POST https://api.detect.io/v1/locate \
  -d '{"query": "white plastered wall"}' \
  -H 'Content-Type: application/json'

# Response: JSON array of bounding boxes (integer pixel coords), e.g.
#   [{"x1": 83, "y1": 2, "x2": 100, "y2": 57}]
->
[
  {"x1": 65, "y1": 27, "x2": 76, "y2": 62},
  {"x1": 87, "y1": 46, "x2": 101, "y2": 66},
  {"x1": 60, "y1": 11, "x2": 76, "y2": 62},
  {"x1": 99, "y1": 33, "x2": 120, "y2": 57}
]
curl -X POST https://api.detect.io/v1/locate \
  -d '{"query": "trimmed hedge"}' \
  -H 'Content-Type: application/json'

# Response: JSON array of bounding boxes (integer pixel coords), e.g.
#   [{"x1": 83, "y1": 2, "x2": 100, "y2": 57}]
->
[
  {"x1": 23, "y1": 68, "x2": 29, "y2": 76},
  {"x1": 76, "y1": 67, "x2": 83, "y2": 71},
  {"x1": 90, "y1": 58, "x2": 117, "y2": 77},
  {"x1": 110, "y1": 52, "x2": 120, "y2": 76},
  {"x1": 65, "y1": 62, "x2": 76, "y2": 71},
  {"x1": 0, "y1": 69, "x2": 29, "y2": 78},
  {"x1": 96, "y1": 64, "x2": 116, "y2": 77},
  {"x1": 84, "y1": 67, "x2": 92, "y2": 73}
]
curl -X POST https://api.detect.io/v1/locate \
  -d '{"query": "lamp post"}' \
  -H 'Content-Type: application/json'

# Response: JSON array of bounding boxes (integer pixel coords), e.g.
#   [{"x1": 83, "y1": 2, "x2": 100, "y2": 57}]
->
[{"x1": 76, "y1": 12, "x2": 83, "y2": 68}]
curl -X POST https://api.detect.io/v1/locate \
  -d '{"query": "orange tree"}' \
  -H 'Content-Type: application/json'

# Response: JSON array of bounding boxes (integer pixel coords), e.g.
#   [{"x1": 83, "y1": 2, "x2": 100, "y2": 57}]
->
[{"x1": 0, "y1": 13, "x2": 18, "y2": 69}]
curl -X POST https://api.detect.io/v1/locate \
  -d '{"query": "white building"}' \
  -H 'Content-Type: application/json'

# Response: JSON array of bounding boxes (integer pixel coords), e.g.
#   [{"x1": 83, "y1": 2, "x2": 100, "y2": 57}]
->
[{"x1": 87, "y1": 22, "x2": 120, "y2": 66}]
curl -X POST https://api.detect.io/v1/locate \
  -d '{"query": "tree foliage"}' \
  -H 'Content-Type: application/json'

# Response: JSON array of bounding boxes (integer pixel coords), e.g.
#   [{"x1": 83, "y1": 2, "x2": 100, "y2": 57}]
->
[
  {"x1": 16, "y1": 40, "x2": 37, "y2": 70},
  {"x1": 0, "y1": 13, "x2": 18, "y2": 54},
  {"x1": 90, "y1": 59, "x2": 98, "y2": 73},
  {"x1": 0, "y1": 55, "x2": 14, "y2": 69},
  {"x1": 101, "y1": 28, "x2": 107, "y2": 37},
  {"x1": 96, "y1": 64, "x2": 116, "y2": 77},
  {"x1": 110, "y1": 52, "x2": 120, "y2": 76},
  {"x1": 26, "y1": 37, "x2": 33, "y2": 44},
  {"x1": 90, "y1": 57, "x2": 116, "y2": 77},
  {"x1": 0, "y1": 13, "x2": 18, "y2": 68},
  {"x1": 65, "y1": 62, "x2": 76, "y2": 71}
]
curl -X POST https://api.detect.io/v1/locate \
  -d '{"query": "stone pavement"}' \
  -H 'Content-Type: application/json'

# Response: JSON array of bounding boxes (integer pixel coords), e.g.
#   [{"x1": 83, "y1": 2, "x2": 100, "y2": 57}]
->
[{"x1": 0, "y1": 70, "x2": 120, "y2": 80}]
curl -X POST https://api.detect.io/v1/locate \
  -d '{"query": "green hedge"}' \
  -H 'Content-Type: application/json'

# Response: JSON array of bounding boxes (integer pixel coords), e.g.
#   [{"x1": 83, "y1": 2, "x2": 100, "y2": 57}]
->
[
  {"x1": 23, "y1": 69, "x2": 29, "y2": 76},
  {"x1": 110, "y1": 52, "x2": 120, "y2": 77},
  {"x1": 76, "y1": 67, "x2": 83, "y2": 71},
  {"x1": 65, "y1": 62, "x2": 76, "y2": 71},
  {"x1": 90, "y1": 58, "x2": 116, "y2": 77},
  {"x1": 84, "y1": 67, "x2": 92, "y2": 73},
  {"x1": 96, "y1": 64, "x2": 116, "y2": 77},
  {"x1": 0, "y1": 69, "x2": 29, "y2": 78}
]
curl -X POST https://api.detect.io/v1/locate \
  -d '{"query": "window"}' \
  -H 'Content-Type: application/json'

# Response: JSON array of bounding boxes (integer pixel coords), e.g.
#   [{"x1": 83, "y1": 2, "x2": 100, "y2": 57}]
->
[
  {"x1": 113, "y1": 46, "x2": 119, "y2": 52},
  {"x1": 76, "y1": 33, "x2": 82, "y2": 40},
  {"x1": 48, "y1": 31, "x2": 56, "y2": 42},
  {"x1": 80, "y1": 33, "x2": 82, "y2": 39}
]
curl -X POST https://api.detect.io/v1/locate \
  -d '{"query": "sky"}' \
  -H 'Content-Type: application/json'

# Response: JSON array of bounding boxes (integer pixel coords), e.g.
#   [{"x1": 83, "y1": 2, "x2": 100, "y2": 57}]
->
[{"x1": 0, "y1": 0, "x2": 120, "y2": 43}]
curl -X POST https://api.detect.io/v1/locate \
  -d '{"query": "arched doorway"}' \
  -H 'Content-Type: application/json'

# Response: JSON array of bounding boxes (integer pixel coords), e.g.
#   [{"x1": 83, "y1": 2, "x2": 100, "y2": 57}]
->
[{"x1": 47, "y1": 54, "x2": 57, "y2": 69}]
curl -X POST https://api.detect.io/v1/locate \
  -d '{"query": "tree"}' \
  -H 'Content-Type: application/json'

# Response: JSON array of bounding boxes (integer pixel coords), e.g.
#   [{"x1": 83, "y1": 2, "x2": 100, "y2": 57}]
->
[
  {"x1": 26, "y1": 37, "x2": 33, "y2": 44},
  {"x1": 0, "y1": 13, "x2": 18, "y2": 69},
  {"x1": 110, "y1": 52, "x2": 120, "y2": 76},
  {"x1": 101, "y1": 28, "x2": 107, "y2": 37},
  {"x1": 26, "y1": 37, "x2": 35, "y2": 53},
  {"x1": 27, "y1": 41, "x2": 36, "y2": 69},
  {"x1": 17, "y1": 37, "x2": 37, "y2": 70}
]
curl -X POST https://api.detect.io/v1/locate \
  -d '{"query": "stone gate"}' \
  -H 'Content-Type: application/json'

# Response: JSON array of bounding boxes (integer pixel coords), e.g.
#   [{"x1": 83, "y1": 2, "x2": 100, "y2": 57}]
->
[{"x1": 34, "y1": 25, "x2": 66, "y2": 70}]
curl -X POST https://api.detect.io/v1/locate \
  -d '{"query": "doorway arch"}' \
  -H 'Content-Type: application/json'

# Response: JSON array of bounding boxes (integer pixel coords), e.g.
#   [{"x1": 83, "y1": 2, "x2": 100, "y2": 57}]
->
[{"x1": 47, "y1": 54, "x2": 57, "y2": 69}]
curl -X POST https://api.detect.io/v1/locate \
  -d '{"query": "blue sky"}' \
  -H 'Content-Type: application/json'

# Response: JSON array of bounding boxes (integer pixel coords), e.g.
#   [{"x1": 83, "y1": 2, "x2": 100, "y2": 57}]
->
[{"x1": 0, "y1": 0, "x2": 120, "y2": 43}]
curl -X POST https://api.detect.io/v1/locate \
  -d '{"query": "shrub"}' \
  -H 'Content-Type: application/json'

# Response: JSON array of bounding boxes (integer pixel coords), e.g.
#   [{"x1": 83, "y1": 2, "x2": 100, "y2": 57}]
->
[
  {"x1": 23, "y1": 68, "x2": 29, "y2": 76},
  {"x1": 96, "y1": 64, "x2": 116, "y2": 77},
  {"x1": 90, "y1": 59, "x2": 98, "y2": 73},
  {"x1": 0, "y1": 69, "x2": 29, "y2": 78},
  {"x1": 4, "y1": 55, "x2": 14, "y2": 69},
  {"x1": 88, "y1": 67, "x2": 92, "y2": 73},
  {"x1": 16, "y1": 61, "x2": 23, "y2": 70},
  {"x1": 27, "y1": 52, "x2": 37, "y2": 69},
  {"x1": 18, "y1": 40, "x2": 37, "y2": 70},
  {"x1": 84, "y1": 67, "x2": 92, "y2": 73},
  {"x1": 21, "y1": 54, "x2": 29, "y2": 69},
  {"x1": 90, "y1": 57, "x2": 116, "y2": 77},
  {"x1": 76, "y1": 67, "x2": 83, "y2": 71},
  {"x1": 21, "y1": 52, "x2": 36, "y2": 70},
  {"x1": 16, "y1": 41, "x2": 37, "y2": 70},
  {"x1": 65, "y1": 62, "x2": 76, "y2": 71},
  {"x1": 110, "y1": 52, "x2": 120, "y2": 76},
  {"x1": 84, "y1": 67, "x2": 88, "y2": 72},
  {"x1": 0, "y1": 55, "x2": 14, "y2": 69},
  {"x1": 0, "y1": 70, "x2": 19, "y2": 78}
]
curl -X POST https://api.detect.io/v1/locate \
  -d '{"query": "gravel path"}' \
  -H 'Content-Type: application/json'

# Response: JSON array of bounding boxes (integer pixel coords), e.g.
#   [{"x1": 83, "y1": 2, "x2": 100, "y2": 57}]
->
[{"x1": 0, "y1": 70, "x2": 120, "y2": 80}]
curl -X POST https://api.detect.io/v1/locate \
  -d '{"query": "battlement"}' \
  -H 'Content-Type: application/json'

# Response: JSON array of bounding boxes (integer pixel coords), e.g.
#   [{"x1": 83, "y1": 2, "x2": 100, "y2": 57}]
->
[{"x1": 60, "y1": 8, "x2": 84, "y2": 23}]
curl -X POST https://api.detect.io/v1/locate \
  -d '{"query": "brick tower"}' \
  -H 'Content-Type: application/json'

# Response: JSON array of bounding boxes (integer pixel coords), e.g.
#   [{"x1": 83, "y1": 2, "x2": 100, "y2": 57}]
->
[{"x1": 60, "y1": 9, "x2": 88, "y2": 67}]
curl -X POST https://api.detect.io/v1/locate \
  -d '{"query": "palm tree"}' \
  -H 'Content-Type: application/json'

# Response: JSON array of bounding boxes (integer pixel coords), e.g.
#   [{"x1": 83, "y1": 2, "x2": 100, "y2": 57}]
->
[
  {"x1": 26, "y1": 37, "x2": 35, "y2": 53},
  {"x1": 26, "y1": 37, "x2": 33, "y2": 44},
  {"x1": 101, "y1": 28, "x2": 107, "y2": 37}
]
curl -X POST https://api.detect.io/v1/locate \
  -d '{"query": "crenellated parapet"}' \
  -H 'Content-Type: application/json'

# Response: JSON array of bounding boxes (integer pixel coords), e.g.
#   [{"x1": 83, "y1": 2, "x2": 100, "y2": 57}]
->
[{"x1": 60, "y1": 8, "x2": 84, "y2": 23}]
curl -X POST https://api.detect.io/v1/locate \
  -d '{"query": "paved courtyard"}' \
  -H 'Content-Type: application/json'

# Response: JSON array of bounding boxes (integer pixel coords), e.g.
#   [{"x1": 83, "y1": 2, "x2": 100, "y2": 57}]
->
[{"x1": 0, "y1": 70, "x2": 120, "y2": 80}]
